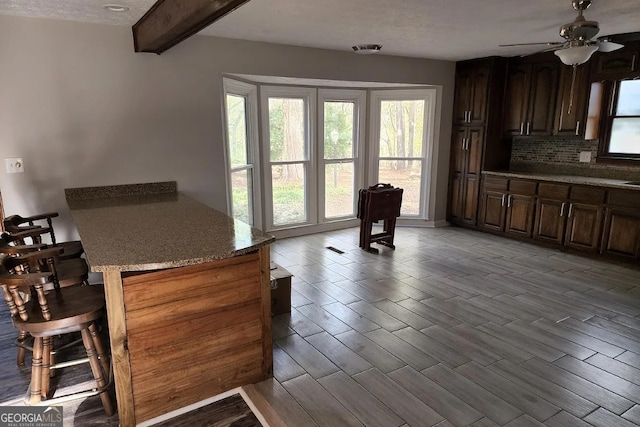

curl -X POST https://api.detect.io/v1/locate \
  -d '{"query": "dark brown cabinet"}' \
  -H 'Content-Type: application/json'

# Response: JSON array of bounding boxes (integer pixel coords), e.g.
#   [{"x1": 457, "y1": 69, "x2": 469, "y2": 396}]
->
[
  {"x1": 480, "y1": 177, "x2": 536, "y2": 238},
  {"x1": 601, "y1": 190, "x2": 640, "y2": 260},
  {"x1": 453, "y1": 64, "x2": 491, "y2": 125},
  {"x1": 449, "y1": 126, "x2": 484, "y2": 225},
  {"x1": 593, "y1": 48, "x2": 639, "y2": 80},
  {"x1": 448, "y1": 57, "x2": 507, "y2": 227},
  {"x1": 534, "y1": 184, "x2": 604, "y2": 252},
  {"x1": 504, "y1": 57, "x2": 559, "y2": 137},
  {"x1": 554, "y1": 64, "x2": 590, "y2": 137}
]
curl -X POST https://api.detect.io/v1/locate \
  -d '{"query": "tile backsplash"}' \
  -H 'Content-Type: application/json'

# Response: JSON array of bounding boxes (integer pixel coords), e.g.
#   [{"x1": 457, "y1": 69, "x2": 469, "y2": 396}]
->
[
  {"x1": 509, "y1": 137, "x2": 640, "y2": 181},
  {"x1": 511, "y1": 137, "x2": 598, "y2": 165}
]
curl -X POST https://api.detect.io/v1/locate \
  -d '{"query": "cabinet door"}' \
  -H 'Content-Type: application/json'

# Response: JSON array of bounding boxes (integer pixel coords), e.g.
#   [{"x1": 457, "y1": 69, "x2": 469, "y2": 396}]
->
[
  {"x1": 595, "y1": 50, "x2": 639, "y2": 78},
  {"x1": 466, "y1": 127, "x2": 484, "y2": 175},
  {"x1": 554, "y1": 64, "x2": 589, "y2": 136},
  {"x1": 505, "y1": 194, "x2": 535, "y2": 238},
  {"x1": 534, "y1": 198, "x2": 566, "y2": 244},
  {"x1": 480, "y1": 190, "x2": 506, "y2": 232},
  {"x1": 601, "y1": 208, "x2": 640, "y2": 259},
  {"x1": 564, "y1": 203, "x2": 603, "y2": 251},
  {"x1": 453, "y1": 70, "x2": 472, "y2": 124},
  {"x1": 504, "y1": 63, "x2": 530, "y2": 136},
  {"x1": 450, "y1": 127, "x2": 467, "y2": 175},
  {"x1": 461, "y1": 175, "x2": 480, "y2": 225},
  {"x1": 527, "y1": 61, "x2": 558, "y2": 136},
  {"x1": 469, "y1": 67, "x2": 490, "y2": 124},
  {"x1": 448, "y1": 173, "x2": 464, "y2": 222}
]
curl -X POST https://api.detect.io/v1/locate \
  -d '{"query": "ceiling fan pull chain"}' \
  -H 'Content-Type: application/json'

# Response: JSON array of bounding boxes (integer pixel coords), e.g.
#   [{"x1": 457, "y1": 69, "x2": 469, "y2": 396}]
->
[{"x1": 568, "y1": 64, "x2": 577, "y2": 116}]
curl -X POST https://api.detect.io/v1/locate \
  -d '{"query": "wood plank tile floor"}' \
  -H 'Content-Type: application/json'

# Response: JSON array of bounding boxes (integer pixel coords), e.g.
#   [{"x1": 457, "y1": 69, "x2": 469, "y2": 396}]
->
[
  {"x1": 253, "y1": 226, "x2": 640, "y2": 426},
  {"x1": 2, "y1": 226, "x2": 639, "y2": 426}
]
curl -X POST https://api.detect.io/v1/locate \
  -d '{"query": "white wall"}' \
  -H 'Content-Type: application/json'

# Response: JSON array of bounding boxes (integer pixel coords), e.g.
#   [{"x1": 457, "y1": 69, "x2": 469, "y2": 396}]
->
[{"x1": 0, "y1": 15, "x2": 455, "y2": 240}]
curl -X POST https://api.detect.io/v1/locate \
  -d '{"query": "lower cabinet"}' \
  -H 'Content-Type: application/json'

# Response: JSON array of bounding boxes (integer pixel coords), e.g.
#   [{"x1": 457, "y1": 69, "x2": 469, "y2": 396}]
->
[
  {"x1": 534, "y1": 184, "x2": 604, "y2": 253},
  {"x1": 480, "y1": 177, "x2": 536, "y2": 238},
  {"x1": 601, "y1": 208, "x2": 640, "y2": 259}
]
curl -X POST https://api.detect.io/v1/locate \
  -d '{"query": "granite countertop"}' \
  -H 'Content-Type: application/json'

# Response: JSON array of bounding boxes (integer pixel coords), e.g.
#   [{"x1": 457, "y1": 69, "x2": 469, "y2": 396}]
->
[
  {"x1": 66, "y1": 182, "x2": 275, "y2": 272},
  {"x1": 483, "y1": 170, "x2": 640, "y2": 191}
]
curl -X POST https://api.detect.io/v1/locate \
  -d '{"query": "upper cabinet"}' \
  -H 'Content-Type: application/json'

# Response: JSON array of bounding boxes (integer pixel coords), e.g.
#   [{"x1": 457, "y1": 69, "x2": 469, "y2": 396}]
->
[
  {"x1": 504, "y1": 56, "x2": 559, "y2": 137},
  {"x1": 592, "y1": 45, "x2": 640, "y2": 81},
  {"x1": 554, "y1": 64, "x2": 591, "y2": 137},
  {"x1": 453, "y1": 63, "x2": 491, "y2": 125}
]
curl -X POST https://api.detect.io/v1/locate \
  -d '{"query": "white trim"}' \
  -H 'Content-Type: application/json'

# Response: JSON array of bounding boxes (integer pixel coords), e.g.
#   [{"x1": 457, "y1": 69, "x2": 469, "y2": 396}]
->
[
  {"x1": 368, "y1": 88, "x2": 438, "y2": 220},
  {"x1": 138, "y1": 387, "x2": 270, "y2": 427},
  {"x1": 260, "y1": 86, "x2": 317, "y2": 231},
  {"x1": 318, "y1": 88, "x2": 366, "y2": 222},
  {"x1": 270, "y1": 218, "x2": 360, "y2": 239},
  {"x1": 222, "y1": 78, "x2": 262, "y2": 228}
]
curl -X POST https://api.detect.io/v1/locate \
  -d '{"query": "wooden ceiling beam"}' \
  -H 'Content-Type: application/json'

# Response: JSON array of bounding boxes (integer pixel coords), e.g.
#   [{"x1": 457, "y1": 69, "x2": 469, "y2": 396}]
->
[{"x1": 133, "y1": 0, "x2": 251, "y2": 54}]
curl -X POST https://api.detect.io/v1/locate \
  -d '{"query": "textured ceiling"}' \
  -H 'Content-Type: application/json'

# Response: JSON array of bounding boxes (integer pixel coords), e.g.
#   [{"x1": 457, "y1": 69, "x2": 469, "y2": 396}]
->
[{"x1": 1, "y1": 0, "x2": 640, "y2": 61}]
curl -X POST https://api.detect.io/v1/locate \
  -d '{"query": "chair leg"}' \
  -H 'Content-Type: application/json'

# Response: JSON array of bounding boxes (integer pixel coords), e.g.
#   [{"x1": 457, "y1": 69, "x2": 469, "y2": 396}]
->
[
  {"x1": 81, "y1": 326, "x2": 114, "y2": 416},
  {"x1": 17, "y1": 331, "x2": 28, "y2": 366},
  {"x1": 41, "y1": 337, "x2": 51, "y2": 398},
  {"x1": 89, "y1": 323, "x2": 110, "y2": 379},
  {"x1": 29, "y1": 337, "x2": 43, "y2": 405}
]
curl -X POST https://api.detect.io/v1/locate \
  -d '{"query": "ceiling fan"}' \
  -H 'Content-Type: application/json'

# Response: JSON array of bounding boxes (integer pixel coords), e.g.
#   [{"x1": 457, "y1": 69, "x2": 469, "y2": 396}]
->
[{"x1": 500, "y1": 0, "x2": 624, "y2": 66}]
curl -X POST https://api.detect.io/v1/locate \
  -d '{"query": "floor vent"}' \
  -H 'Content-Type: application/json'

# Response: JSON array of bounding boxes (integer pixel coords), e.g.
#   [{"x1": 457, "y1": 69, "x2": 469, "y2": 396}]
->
[{"x1": 326, "y1": 246, "x2": 345, "y2": 254}]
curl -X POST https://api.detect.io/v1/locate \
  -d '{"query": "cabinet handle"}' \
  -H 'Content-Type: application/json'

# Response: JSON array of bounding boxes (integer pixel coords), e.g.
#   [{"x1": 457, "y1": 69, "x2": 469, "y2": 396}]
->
[
  {"x1": 501, "y1": 194, "x2": 506, "y2": 207},
  {"x1": 575, "y1": 121, "x2": 581, "y2": 136},
  {"x1": 465, "y1": 111, "x2": 468, "y2": 122},
  {"x1": 560, "y1": 202, "x2": 566, "y2": 217},
  {"x1": 568, "y1": 204, "x2": 574, "y2": 218},
  {"x1": 520, "y1": 122, "x2": 524, "y2": 135},
  {"x1": 527, "y1": 122, "x2": 531, "y2": 135},
  {"x1": 507, "y1": 195, "x2": 512, "y2": 208}
]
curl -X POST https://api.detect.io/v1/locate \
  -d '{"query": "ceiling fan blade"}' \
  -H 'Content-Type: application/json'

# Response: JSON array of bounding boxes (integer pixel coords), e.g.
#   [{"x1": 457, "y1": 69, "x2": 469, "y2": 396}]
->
[
  {"x1": 499, "y1": 42, "x2": 564, "y2": 47},
  {"x1": 598, "y1": 41, "x2": 624, "y2": 53}
]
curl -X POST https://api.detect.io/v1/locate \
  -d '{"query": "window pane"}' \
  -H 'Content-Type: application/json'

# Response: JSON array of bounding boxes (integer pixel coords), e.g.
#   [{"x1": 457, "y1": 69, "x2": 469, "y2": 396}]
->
[
  {"x1": 230, "y1": 169, "x2": 253, "y2": 225},
  {"x1": 269, "y1": 98, "x2": 306, "y2": 162},
  {"x1": 616, "y1": 80, "x2": 640, "y2": 116},
  {"x1": 379, "y1": 100, "x2": 425, "y2": 158},
  {"x1": 378, "y1": 160, "x2": 422, "y2": 216},
  {"x1": 325, "y1": 162, "x2": 354, "y2": 218},
  {"x1": 324, "y1": 101, "x2": 354, "y2": 159},
  {"x1": 226, "y1": 94, "x2": 248, "y2": 167},
  {"x1": 272, "y1": 164, "x2": 306, "y2": 225},
  {"x1": 610, "y1": 118, "x2": 640, "y2": 154}
]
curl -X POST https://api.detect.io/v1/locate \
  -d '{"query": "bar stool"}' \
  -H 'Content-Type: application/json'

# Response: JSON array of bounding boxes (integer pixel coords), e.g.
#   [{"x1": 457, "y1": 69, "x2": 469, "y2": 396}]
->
[
  {"x1": 1, "y1": 255, "x2": 113, "y2": 415},
  {"x1": 4, "y1": 213, "x2": 84, "y2": 260}
]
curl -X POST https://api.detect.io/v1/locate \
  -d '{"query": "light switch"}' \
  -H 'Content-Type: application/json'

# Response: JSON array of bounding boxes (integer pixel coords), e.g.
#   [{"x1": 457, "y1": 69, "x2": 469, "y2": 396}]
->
[
  {"x1": 5, "y1": 158, "x2": 24, "y2": 173},
  {"x1": 579, "y1": 151, "x2": 591, "y2": 163}
]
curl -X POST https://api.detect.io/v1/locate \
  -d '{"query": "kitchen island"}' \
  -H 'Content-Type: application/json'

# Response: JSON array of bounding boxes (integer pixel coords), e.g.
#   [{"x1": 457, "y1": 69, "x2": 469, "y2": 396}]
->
[{"x1": 66, "y1": 182, "x2": 275, "y2": 426}]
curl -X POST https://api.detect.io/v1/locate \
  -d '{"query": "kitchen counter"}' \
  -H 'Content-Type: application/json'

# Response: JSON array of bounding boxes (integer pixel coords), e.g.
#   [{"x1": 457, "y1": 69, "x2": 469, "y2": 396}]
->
[
  {"x1": 483, "y1": 170, "x2": 640, "y2": 191},
  {"x1": 66, "y1": 183, "x2": 274, "y2": 272},
  {"x1": 65, "y1": 182, "x2": 274, "y2": 426}
]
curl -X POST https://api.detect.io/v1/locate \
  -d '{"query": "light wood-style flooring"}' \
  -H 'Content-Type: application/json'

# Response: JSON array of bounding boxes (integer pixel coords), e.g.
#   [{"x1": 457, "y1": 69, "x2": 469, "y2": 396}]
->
[
  {"x1": 2, "y1": 226, "x2": 640, "y2": 426},
  {"x1": 247, "y1": 226, "x2": 640, "y2": 427}
]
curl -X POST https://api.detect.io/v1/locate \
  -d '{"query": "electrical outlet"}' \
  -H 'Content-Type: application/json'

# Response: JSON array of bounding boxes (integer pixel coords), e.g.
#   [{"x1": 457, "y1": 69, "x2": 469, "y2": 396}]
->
[
  {"x1": 579, "y1": 151, "x2": 592, "y2": 163},
  {"x1": 5, "y1": 158, "x2": 24, "y2": 173}
]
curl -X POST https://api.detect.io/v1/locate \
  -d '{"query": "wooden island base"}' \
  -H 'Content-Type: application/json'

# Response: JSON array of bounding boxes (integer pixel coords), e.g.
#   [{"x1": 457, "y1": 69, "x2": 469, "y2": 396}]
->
[{"x1": 104, "y1": 247, "x2": 272, "y2": 424}]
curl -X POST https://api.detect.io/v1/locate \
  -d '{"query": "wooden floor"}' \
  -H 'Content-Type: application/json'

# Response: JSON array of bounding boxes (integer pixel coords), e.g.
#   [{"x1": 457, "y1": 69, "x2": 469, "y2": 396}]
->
[{"x1": 2, "y1": 226, "x2": 640, "y2": 426}]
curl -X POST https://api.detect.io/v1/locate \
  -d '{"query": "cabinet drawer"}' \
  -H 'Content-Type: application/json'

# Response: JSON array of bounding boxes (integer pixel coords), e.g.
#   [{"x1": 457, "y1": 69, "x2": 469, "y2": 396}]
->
[
  {"x1": 483, "y1": 176, "x2": 508, "y2": 191},
  {"x1": 607, "y1": 190, "x2": 640, "y2": 209},
  {"x1": 538, "y1": 182, "x2": 570, "y2": 199},
  {"x1": 509, "y1": 179, "x2": 537, "y2": 196},
  {"x1": 570, "y1": 186, "x2": 606, "y2": 204}
]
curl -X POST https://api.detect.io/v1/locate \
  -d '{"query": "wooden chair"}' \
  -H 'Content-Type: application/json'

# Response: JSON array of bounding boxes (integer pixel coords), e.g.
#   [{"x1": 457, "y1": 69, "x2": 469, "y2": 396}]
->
[
  {"x1": 4, "y1": 213, "x2": 84, "y2": 260},
  {"x1": 1, "y1": 235, "x2": 89, "y2": 365},
  {"x1": 1, "y1": 256, "x2": 113, "y2": 415}
]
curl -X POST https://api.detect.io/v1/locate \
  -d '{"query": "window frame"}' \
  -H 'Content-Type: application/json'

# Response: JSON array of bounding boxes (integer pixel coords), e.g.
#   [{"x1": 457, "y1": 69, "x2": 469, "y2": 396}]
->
[
  {"x1": 222, "y1": 78, "x2": 262, "y2": 227},
  {"x1": 597, "y1": 78, "x2": 640, "y2": 164},
  {"x1": 369, "y1": 88, "x2": 438, "y2": 220},
  {"x1": 260, "y1": 86, "x2": 317, "y2": 231},
  {"x1": 317, "y1": 89, "x2": 366, "y2": 222}
]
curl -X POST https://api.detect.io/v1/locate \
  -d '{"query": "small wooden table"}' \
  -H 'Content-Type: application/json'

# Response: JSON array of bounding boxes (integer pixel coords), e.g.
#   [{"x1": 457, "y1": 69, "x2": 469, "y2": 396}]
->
[{"x1": 66, "y1": 182, "x2": 275, "y2": 426}]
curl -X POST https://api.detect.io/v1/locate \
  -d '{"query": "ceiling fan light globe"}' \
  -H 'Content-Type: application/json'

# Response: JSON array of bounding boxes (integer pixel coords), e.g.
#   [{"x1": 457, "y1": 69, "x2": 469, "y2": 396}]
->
[
  {"x1": 554, "y1": 44, "x2": 598, "y2": 65},
  {"x1": 598, "y1": 41, "x2": 624, "y2": 53}
]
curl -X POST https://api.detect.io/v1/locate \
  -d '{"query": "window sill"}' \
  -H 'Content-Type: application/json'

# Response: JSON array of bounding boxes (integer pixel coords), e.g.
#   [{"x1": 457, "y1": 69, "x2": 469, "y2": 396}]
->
[{"x1": 596, "y1": 155, "x2": 640, "y2": 167}]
